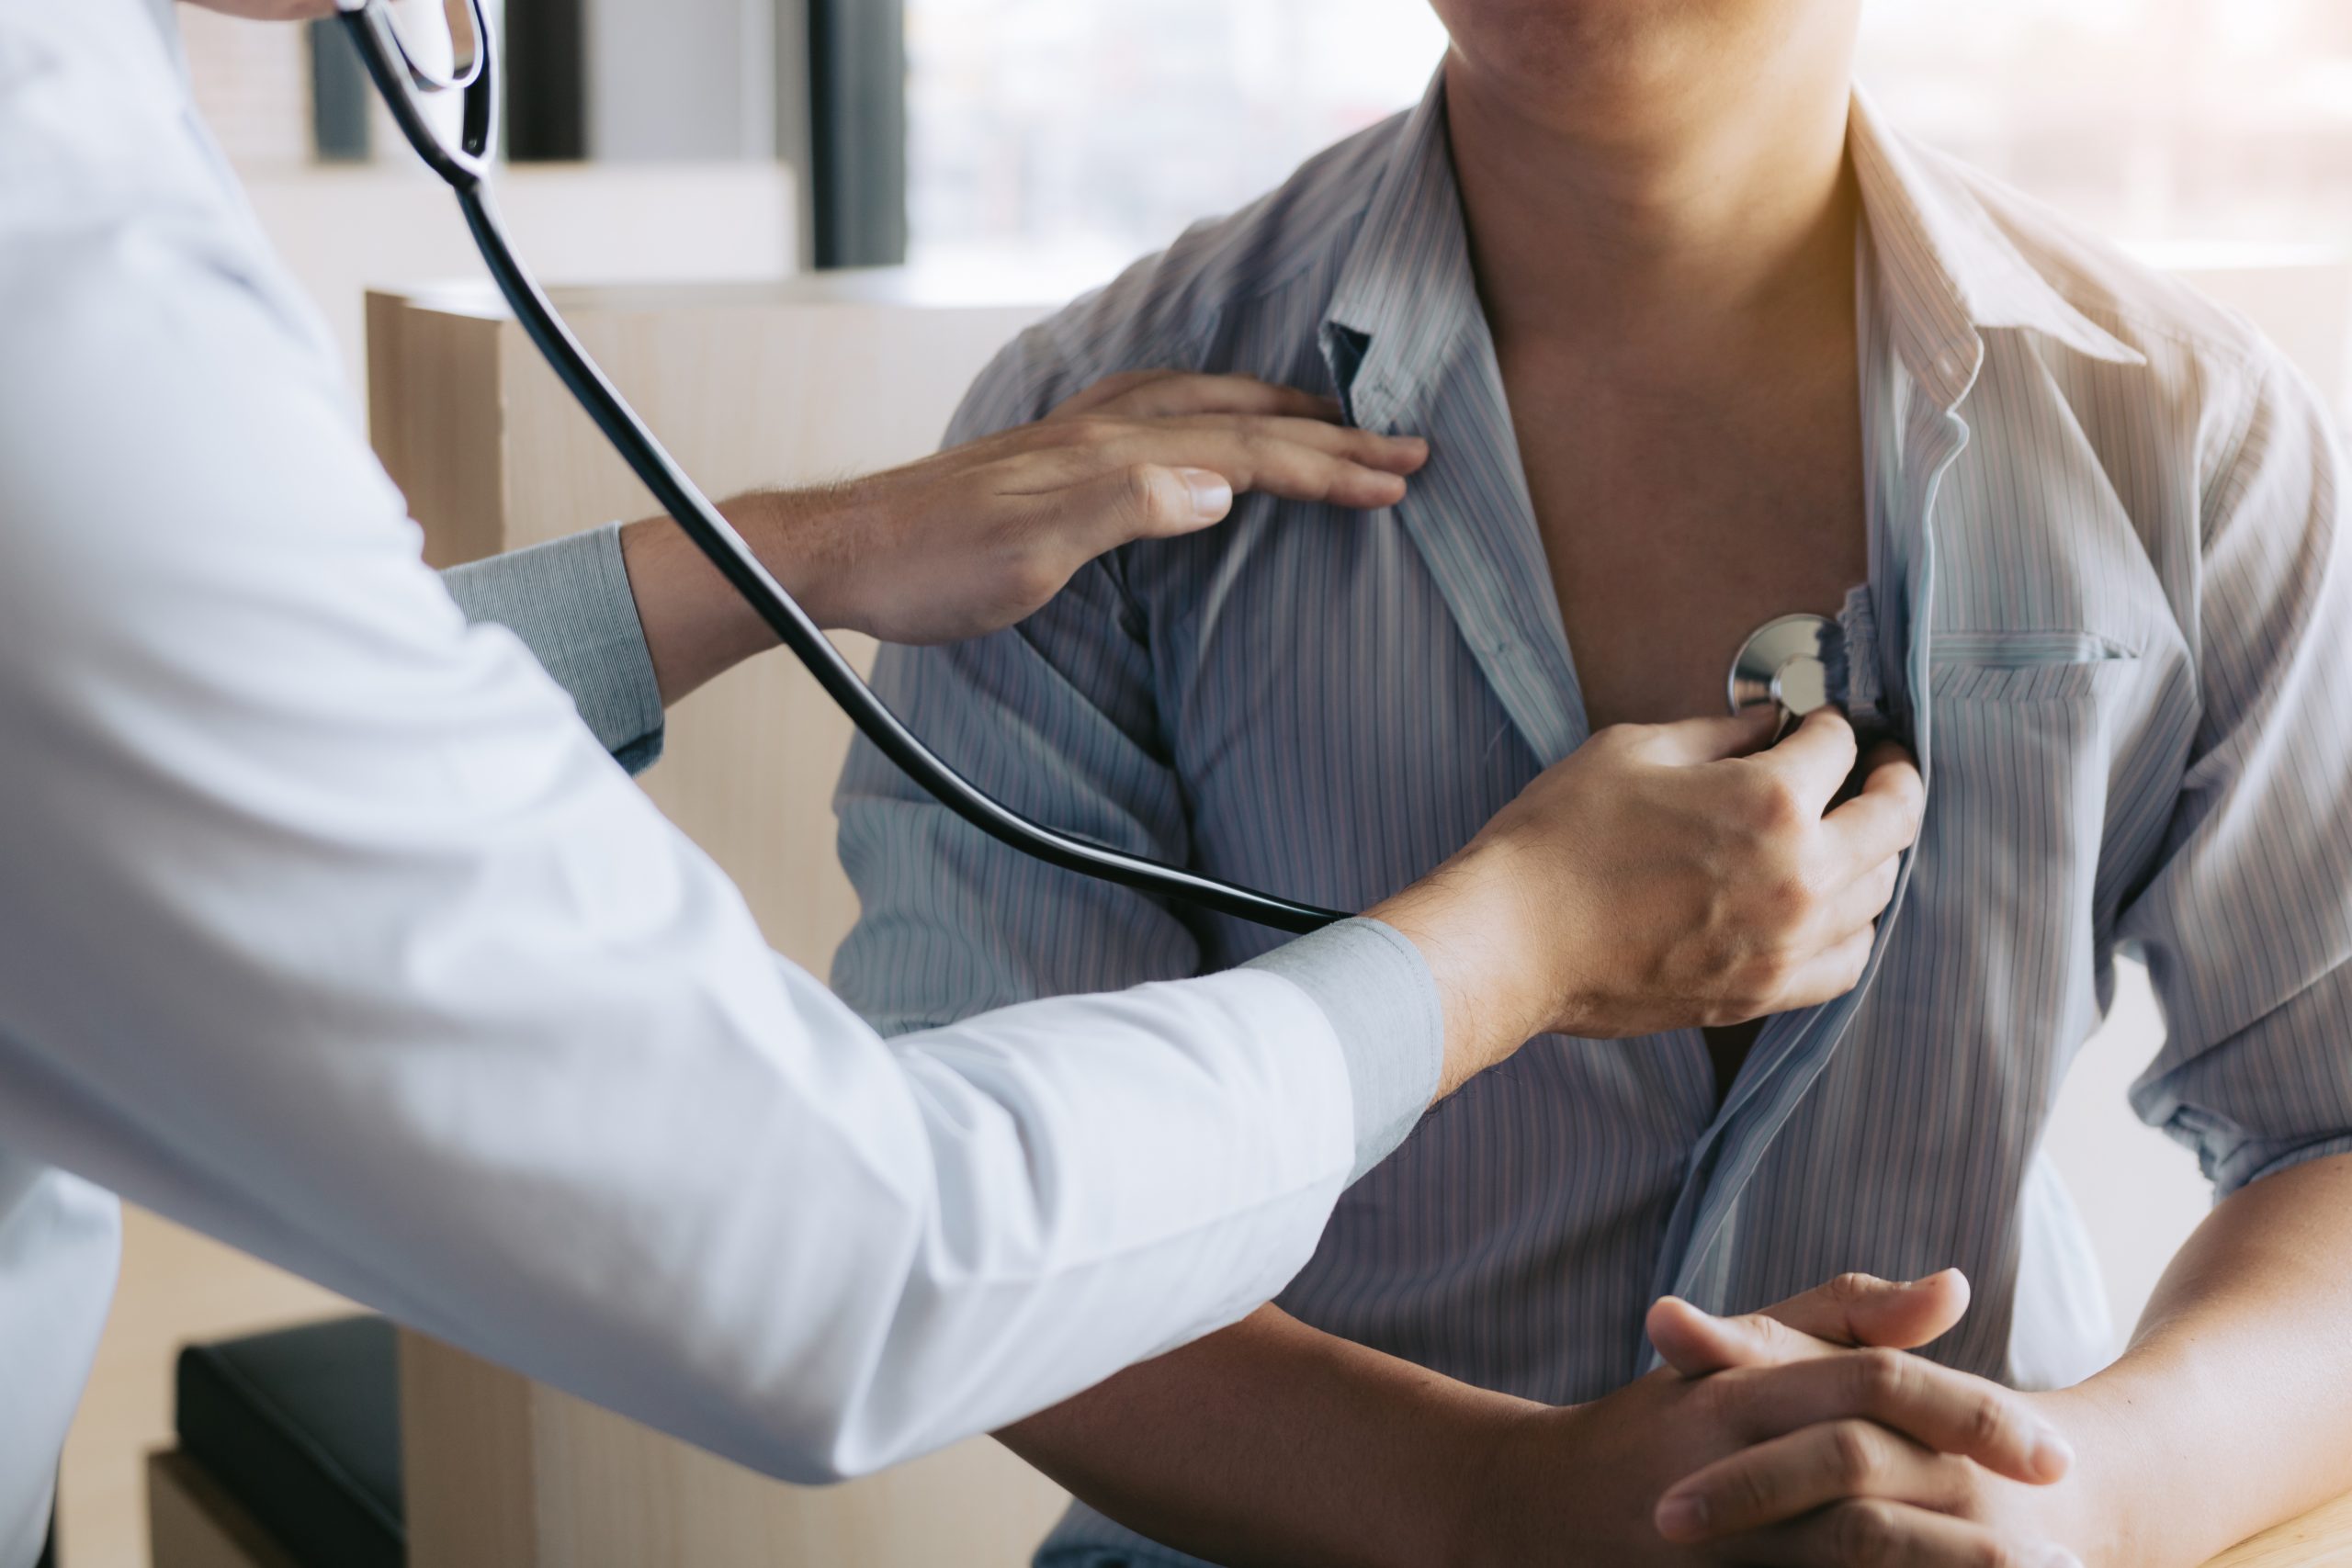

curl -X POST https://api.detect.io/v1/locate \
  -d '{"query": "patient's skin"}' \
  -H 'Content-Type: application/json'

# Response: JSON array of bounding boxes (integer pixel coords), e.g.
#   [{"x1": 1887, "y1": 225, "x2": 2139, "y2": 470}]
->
[{"x1": 1446, "y1": 0, "x2": 1871, "y2": 1094}]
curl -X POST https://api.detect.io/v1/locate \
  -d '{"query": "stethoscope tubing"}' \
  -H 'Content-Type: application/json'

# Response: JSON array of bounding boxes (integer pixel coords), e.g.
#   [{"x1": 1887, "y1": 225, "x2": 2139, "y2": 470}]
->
[{"x1": 342, "y1": 1, "x2": 1345, "y2": 935}]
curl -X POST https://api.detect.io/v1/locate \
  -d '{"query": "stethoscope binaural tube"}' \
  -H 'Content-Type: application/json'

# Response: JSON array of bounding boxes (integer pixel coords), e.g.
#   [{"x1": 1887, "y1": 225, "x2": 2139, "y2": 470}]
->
[{"x1": 336, "y1": 0, "x2": 1346, "y2": 934}]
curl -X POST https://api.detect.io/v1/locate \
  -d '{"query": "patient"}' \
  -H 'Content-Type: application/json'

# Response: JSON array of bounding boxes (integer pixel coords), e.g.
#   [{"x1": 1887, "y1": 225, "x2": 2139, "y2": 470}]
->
[{"x1": 832, "y1": 0, "x2": 2352, "y2": 1561}]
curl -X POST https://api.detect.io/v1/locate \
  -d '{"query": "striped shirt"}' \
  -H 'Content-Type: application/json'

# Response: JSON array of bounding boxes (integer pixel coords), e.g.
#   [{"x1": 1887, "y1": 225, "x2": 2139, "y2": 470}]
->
[{"x1": 833, "y1": 72, "x2": 2352, "y2": 1567}]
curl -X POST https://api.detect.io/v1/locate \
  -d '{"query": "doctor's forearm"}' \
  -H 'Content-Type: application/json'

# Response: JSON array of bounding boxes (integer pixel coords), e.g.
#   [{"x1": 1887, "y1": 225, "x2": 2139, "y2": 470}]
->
[
  {"x1": 619, "y1": 491, "x2": 831, "y2": 705},
  {"x1": 2047, "y1": 1151, "x2": 2352, "y2": 1566}
]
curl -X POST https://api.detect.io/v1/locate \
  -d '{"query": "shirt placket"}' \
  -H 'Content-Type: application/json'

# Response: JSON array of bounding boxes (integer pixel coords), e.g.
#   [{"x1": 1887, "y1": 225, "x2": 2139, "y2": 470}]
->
[{"x1": 1641, "y1": 375, "x2": 1973, "y2": 1337}]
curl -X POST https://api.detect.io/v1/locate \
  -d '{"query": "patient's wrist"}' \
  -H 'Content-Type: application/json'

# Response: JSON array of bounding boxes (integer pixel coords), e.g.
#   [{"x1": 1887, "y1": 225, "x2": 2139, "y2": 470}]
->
[{"x1": 2023, "y1": 1384, "x2": 2140, "y2": 1568}]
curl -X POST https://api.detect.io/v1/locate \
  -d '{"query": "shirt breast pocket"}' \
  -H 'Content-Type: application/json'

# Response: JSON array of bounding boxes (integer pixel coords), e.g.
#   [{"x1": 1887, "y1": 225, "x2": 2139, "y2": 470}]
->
[
  {"x1": 1927, "y1": 631, "x2": 2139, "y2": 704},
  {"x1": 1902, "y1": 631, "x2": 2143, "y2": 1064}
]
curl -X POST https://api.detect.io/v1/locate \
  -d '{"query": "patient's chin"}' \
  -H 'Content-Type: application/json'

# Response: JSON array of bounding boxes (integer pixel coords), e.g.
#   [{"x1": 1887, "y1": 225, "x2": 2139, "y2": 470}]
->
[{"x1": 1431, "y1": 0, "x2": 1853, "y2": 130}]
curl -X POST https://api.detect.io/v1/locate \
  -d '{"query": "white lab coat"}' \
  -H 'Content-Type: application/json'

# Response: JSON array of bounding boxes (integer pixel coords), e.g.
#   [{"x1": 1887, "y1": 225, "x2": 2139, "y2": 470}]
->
[{"x1": 0, "y1": 3, "x2": 1437, "y2": 1561}]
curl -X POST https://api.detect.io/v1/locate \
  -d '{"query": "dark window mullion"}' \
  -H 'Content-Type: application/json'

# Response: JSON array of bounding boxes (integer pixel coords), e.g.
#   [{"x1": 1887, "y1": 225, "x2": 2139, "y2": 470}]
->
[
  {"x1": 505, "y1": 0, "x2": 589, "y2": 163},
  {"x1": 808, "y1": 0, "x2": 907, "y2": 268}
]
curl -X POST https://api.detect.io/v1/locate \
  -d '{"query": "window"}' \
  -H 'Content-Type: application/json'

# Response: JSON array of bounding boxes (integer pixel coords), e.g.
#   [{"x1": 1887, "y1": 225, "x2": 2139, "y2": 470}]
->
[
  {"x1": 1861, "y1": 0, "x2": 2352, "y2": 252},
  {"x1": 908, "y1": 0, "x2": 2352, "y2": 278},
  {"x1": 908, "y1": 0, "x2": 1446, "y2": 279}
]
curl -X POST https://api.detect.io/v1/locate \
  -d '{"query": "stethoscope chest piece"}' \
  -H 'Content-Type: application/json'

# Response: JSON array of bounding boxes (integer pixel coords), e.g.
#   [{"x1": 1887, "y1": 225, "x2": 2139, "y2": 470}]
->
[{"x1": 1729, "y1": 614, "x2": 1842, "y2": 725}]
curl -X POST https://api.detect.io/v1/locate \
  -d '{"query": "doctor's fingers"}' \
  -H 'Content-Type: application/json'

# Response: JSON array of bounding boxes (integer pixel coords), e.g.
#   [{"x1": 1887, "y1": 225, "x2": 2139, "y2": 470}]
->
[
  {"x1": 1817, "y1": 748, "x2": 1927, "y2": 879},
  {"x1": 1739, "y1": 708, "x2": 1860, "y2": 819},
  {"x1": 1028, "y1": 419, "x2": 1430, "y2": 517},
  {"x1": 1766, "y1": 924, "x2": 1877, "y2": 1015},
  {"x1": 1047, "y1": 369, "x2": 1347, "y2": 424},
  {"x1": 1815, "y1": 852, "x2": 1902, "y2": 943},
  {"x1": 1697, "y1": 1351, "x2": 2069, "y2": 1487}
]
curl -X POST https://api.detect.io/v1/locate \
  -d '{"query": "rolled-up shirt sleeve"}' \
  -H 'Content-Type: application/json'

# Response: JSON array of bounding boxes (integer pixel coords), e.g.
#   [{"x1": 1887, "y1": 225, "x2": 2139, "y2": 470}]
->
[
  {"x1": 442, "y1": 523, "x2": 667, "y2": 774},
  {"x1": 2123, "y1": 350, "x2": 2352, "y2": 1197}
]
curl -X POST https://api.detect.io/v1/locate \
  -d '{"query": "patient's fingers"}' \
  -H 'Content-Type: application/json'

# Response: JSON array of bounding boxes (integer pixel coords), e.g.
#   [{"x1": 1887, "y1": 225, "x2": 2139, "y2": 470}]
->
[
  {"x1": 1745, "y1": 708, "x2": 1860, "y2": 816},
  {"x1": 1656, "y1": 1424, "x2": 1976, "y2": 1543},
  {"x1": 1730, "y1": 1500, "x2": 2082, "y2": 1568},
  {"x1": 1708, "y1": 1348, "x2": 2071, "y2": 1484},
  {"x1": 1758, "y1": 1269, "x2": 1968, "y2": 1354},
  {"x1": 1647, "y1": 1271, "x2": 1969, "y2": 1379}
]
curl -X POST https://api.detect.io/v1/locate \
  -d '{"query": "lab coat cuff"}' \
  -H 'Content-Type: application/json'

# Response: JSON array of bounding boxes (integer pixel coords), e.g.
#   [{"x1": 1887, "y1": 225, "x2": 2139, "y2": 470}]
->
[
  {"x1": 441, "y1": 522, "x2": 668, "y2": 774},
  {"x1": 1245, "y1": 918, "x2": 1442, "y2": 1183}
]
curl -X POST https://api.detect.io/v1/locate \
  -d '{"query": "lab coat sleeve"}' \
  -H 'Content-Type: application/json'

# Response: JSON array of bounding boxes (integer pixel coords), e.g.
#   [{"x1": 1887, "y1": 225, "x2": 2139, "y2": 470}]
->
[
  {"x1": 441, "y1": 522, "x2": 668, "y2": 774},
  {"x1": 2120, "y1": 348, "x2": 2352, "y2": 1198},
  {"x1": 0, "y1": 48, "x2": 1379, "y2": 1482}
]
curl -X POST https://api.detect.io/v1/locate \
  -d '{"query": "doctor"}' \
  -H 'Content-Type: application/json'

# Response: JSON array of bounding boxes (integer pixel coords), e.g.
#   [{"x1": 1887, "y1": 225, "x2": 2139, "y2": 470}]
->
[{"x1": 0, "y1": 0, "x2": 1926, "y2": 1562}]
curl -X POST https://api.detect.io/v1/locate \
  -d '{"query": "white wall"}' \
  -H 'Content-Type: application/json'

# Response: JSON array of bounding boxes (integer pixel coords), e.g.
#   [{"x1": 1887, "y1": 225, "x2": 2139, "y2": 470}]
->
[{"x1": 238, "y1": 159, "x2": 797, "y2": 412}]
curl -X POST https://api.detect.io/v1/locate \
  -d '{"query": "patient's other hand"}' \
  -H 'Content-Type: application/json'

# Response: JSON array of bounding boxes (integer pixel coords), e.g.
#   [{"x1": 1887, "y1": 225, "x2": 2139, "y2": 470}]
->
[
  {"x1": 1373, "y1": 708, "x2": 1924, "y2": 1091},
  {"x1": 1645, "y1": 1273, "x2": 2088, "y2": 1568},
  {"x1": 1453, "y1": 1273, "x2": 2074, "y2": 1567}
]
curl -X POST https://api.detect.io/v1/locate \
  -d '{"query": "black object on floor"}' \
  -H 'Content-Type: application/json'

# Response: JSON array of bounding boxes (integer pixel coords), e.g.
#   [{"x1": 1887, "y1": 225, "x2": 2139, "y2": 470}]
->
[{"x1": 175, "y1": 1315, "x2": 405, "y2": 1568}]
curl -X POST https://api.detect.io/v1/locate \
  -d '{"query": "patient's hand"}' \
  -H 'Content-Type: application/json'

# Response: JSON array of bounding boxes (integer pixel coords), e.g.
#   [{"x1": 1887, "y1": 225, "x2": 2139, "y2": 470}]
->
[
  {"x1": 1641, "y1": 1273, "x2": 2093, "y2": 1567},
  {"x1": 1456, "y1": 1273, "x2": 2077, "y2": 1567}
]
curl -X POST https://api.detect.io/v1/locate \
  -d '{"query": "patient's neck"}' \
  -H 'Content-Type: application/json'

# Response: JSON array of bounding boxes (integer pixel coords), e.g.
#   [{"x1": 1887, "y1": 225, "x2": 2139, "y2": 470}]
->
[{"x1": 1444, "y1": 44, "x2": 1859, "y2": 376}]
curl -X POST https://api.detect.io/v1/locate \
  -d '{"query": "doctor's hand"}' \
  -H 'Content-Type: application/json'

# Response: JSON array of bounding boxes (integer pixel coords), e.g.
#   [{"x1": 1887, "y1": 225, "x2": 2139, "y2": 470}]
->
[
  {"x1": 1453, "y1": 1274, "x2": 2075, "y2": 1568},
  {"x1": 619, "y1": 371, "x2": 1427, "y2": 702},
  {"x1": 1371, "y1": 708, "x2": 1923, "y2": 1093}
]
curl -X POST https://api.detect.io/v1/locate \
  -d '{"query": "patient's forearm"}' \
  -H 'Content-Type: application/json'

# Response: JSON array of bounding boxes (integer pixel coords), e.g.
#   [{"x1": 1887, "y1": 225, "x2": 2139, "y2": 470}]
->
[
  {"x1": 2055, "y1": 1151, "x2": 2352, "y2": 1566},
  {"x1": 1000, "y1": 1305, "x2": 1533, "y2": 1568}
]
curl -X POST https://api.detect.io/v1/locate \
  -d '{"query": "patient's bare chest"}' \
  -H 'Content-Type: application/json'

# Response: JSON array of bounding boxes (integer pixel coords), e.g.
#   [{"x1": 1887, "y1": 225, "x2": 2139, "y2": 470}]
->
[
  {"x1": 1502, "y1": 349, "x2": 1868, "y2": 1091},
  {"x1": 1503, "y1": 360, "x2": 1869, "y2": 736}
]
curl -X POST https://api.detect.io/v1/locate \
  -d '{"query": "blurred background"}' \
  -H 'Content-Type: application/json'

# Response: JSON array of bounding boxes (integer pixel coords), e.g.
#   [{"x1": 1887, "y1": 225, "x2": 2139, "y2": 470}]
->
[
  {"x1": 910, "y1": 0, "x2": 2352, "y2": 276},
  {"x1": 186, "y1": 0, "x2": 2352, "y2": 387},
  {"x1": 77, "y1": 4, "x2": 2352, "y2": 1564}
]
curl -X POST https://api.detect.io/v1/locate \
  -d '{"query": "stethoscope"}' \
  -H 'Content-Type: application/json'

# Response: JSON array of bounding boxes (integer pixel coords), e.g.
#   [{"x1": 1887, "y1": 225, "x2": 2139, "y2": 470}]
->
[{"x1": 340, "y1": 0, "x2": 1839, "y2": 936}]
